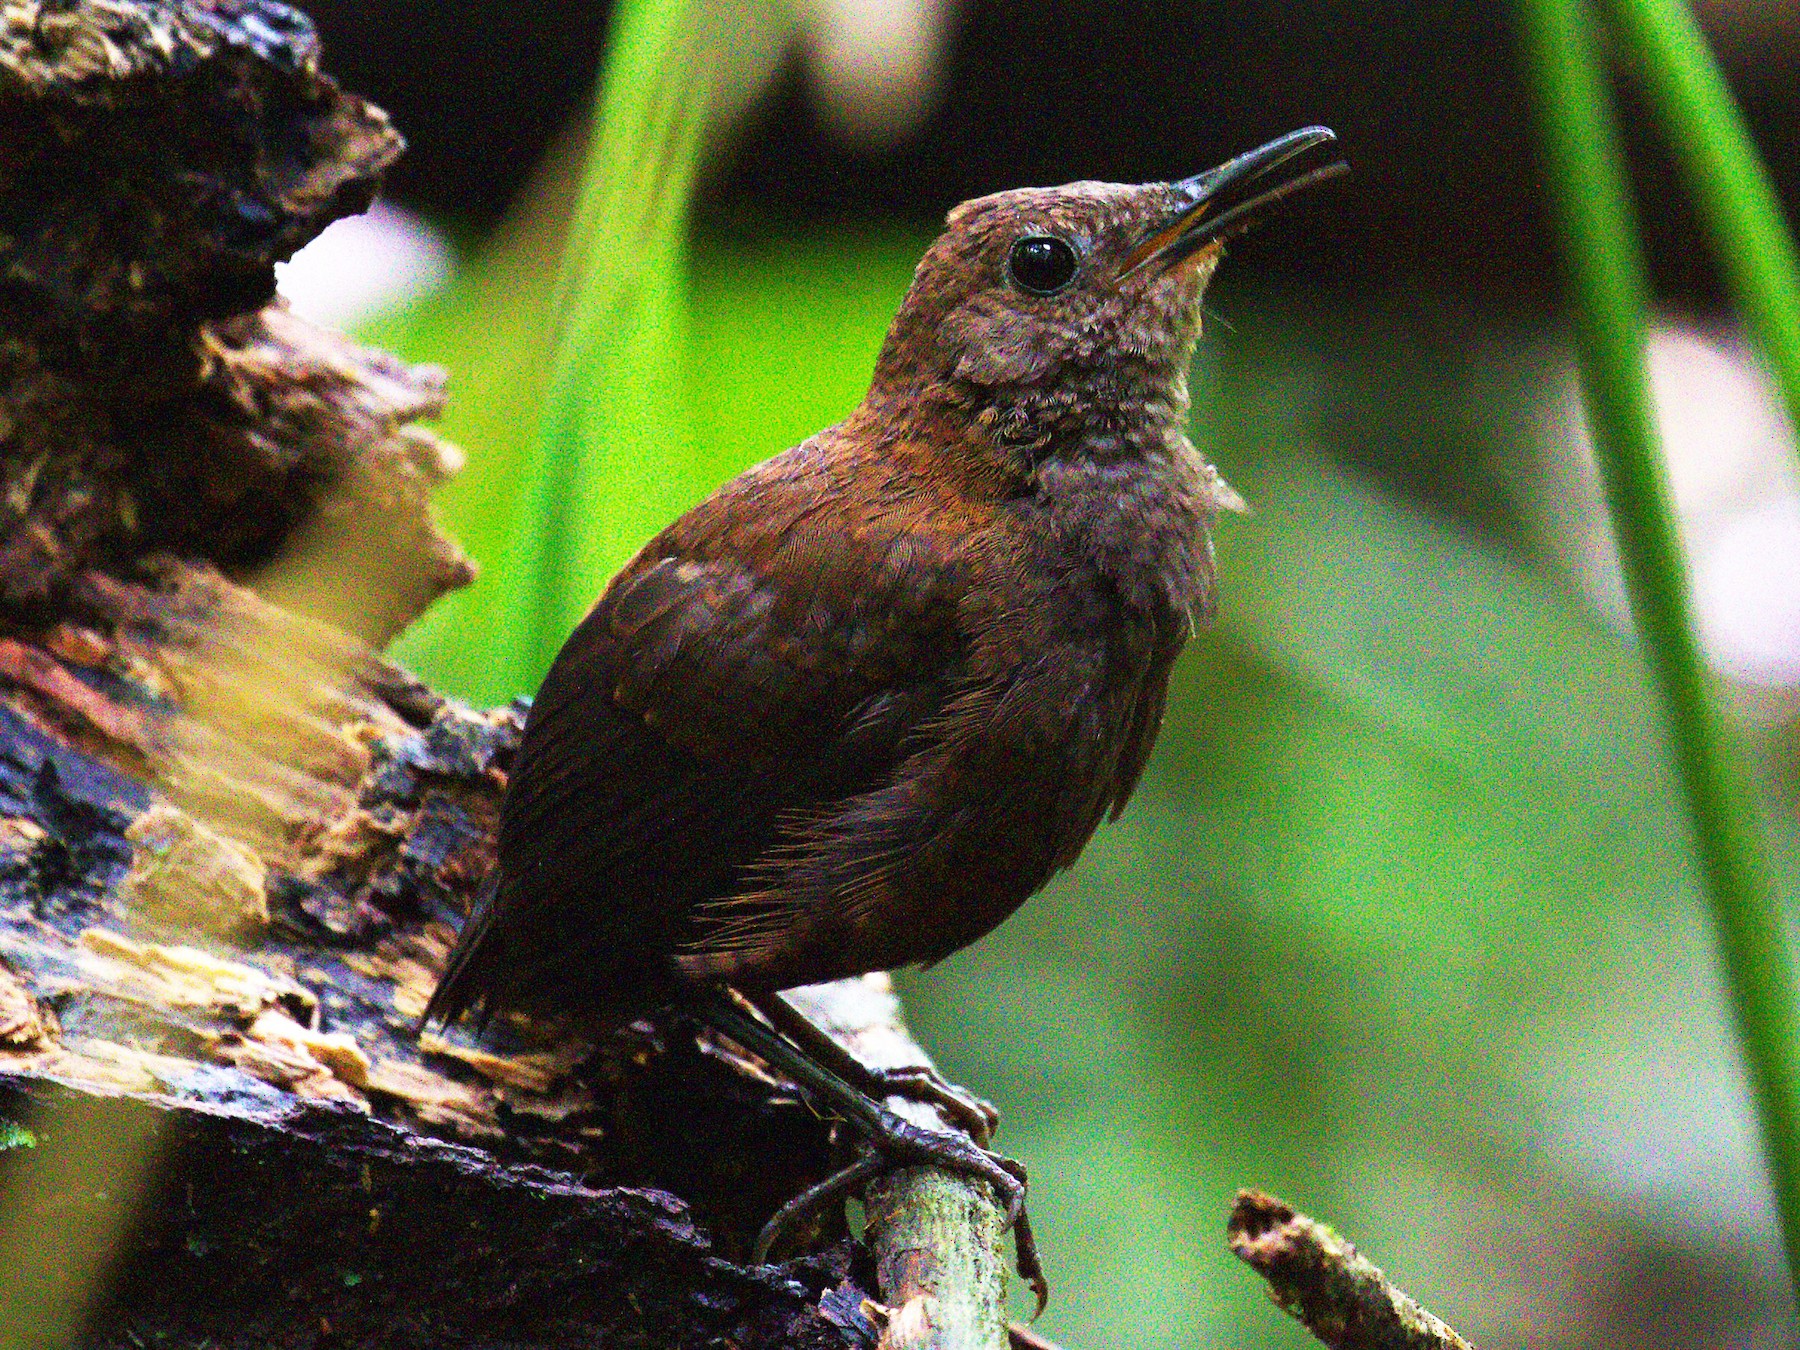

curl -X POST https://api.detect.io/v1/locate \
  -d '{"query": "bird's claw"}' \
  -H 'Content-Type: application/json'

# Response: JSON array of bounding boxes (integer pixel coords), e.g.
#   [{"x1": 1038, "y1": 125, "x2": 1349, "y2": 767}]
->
[
  {"x1": 705, "y1": 992, "x2": 1045, "y2": 1308},
  {"x1": 874, "y1": 1108, "x2": 1012, "y2": 1195},
  {"x1": 756, "y1": 1110, "x2": 1047, "y2": 1313},
  {"x1": 981, "y1": 1149, "x2": 1046, "y2": 1316},
  {"x1": 982, "y1": 1148, "x2": 1029, "y2": 1229},
  {"x1": 753, "y1": 1149, "x2": 886, "y2": 1265}
]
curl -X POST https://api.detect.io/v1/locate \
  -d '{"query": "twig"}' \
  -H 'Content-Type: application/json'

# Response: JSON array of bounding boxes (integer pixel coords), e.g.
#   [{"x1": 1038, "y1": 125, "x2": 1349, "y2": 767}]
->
[
  {"x1": 1227, "y1": 1190, "x2": 1477, "y2": 1350},
  {"x1": 789, "y1": 978, "x2": 1013, "y2": 1350}
]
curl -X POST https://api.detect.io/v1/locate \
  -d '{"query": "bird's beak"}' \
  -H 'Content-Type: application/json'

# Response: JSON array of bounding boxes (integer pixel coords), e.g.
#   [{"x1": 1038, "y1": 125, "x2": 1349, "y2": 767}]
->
[{"x1": 1120, "y1": 126, "x2": 1347, "y2": 279}]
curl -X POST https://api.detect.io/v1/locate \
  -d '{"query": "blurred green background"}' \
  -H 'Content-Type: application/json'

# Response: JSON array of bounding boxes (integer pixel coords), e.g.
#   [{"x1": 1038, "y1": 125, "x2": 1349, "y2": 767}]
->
[{"x1": 291, "y1": 1, "x2": 1800, "y2": 1343}]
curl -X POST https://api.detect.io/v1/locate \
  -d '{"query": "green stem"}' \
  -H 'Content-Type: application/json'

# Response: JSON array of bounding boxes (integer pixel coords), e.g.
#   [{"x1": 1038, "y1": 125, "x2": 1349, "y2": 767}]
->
[
  {"x1": 1601, "y1": 0, "x2": 1800, "y2": 444},
  {"x1": 493, "y1": 0, "x2": 711, "y2": 690},
  {"x1": 1514, "y1": 0, "x2": 1800, "y2": 1292}
]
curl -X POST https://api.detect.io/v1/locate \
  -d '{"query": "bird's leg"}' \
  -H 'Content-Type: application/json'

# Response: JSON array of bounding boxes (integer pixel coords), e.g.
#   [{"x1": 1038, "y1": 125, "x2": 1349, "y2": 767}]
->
[
  {"x1": 742, "y1": 988, "x2": 1000, "y2": 1145},
  {"x1": 752, "y1": 1146, "x2": 885, "y2": 1264},
  {"x1": 694, "y1": 988, "x2": 1019, "y2": 1214},
  {"x1": 693, "y1": 988, "x2": 1047, "y2": 1311},
  {"x1": 990, "y1": 1157, "x2": 1046, "y2": 1317}
]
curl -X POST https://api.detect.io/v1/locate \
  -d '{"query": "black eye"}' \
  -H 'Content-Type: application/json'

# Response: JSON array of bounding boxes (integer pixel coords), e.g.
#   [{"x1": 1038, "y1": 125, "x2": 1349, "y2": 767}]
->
[{"x1": 1007, "y1": 235, "x2": 1078, "y2": 295}]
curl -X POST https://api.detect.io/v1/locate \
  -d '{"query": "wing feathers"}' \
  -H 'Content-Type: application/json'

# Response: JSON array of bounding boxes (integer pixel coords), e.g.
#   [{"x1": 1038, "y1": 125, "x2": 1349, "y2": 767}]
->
[
  {"x1": 678, "y1": 636, "x2": 1164, "y2": 983},
  {"x1": 429, "y1": 430, "x2": 1193, "y2": 1028},
  {"x1": 431, "y1": 452, "x2": 972, "y2": 1021}
]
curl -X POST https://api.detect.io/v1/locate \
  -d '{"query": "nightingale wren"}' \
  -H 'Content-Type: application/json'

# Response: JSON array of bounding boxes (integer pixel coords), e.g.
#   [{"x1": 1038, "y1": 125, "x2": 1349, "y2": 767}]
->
[{"x1": 424, "y1": 125, "x2": 1345, "y2": 1305}]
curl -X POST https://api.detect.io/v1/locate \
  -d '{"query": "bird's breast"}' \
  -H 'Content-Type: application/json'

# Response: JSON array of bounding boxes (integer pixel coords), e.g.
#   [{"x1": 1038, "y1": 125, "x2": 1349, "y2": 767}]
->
[{"x1": 1022, "y1": 440, "x2": 1219, "y2": 629}]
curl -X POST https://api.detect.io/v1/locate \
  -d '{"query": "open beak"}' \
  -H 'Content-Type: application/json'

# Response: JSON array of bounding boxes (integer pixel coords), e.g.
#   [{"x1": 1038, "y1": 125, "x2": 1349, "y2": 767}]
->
[{"x1": 1120, "y1": 126, "x2": 1347, "y2": 278}]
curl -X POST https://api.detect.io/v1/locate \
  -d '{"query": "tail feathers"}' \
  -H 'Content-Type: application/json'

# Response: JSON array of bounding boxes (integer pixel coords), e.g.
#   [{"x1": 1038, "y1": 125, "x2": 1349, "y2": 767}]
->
[{"x1": 418, "y1": 878, "x2": 504, "y2": 1035}]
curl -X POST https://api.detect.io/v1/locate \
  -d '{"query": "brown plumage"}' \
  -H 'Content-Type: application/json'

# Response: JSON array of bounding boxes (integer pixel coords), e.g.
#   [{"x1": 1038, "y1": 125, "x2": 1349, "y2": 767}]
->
[{"x1": 424, "y1": 129, "x2": 1343, "y2": 1045}]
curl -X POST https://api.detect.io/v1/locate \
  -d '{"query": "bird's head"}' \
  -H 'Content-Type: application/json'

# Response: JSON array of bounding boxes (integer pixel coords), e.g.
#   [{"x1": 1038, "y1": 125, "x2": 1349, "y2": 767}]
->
[{"x1": 867, "y1": 127, "x2": 1345, "y2": 464}]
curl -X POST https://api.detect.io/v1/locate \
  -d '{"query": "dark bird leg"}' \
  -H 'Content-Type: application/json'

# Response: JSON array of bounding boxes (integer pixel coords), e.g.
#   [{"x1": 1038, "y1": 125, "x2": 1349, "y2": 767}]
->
[
  {"x1": 693, "y1": 988, "x2": 1047, "y2": 1311},
  {"x1": 753, "y1": 1146, "x2": 886, "y2": 1263},
  {"x1": 742, "y1": 989, "x2": 1000, "y2": 1144},
  {"x1": 752, "y1": 1141, "x2": 1045, "y2": 1321}
]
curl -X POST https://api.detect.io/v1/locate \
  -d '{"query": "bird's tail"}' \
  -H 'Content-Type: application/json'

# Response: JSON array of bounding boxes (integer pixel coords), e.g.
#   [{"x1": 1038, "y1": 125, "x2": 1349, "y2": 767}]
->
[{"x1": 417, "y1": 876, "x2": 504, "y2": 1035}]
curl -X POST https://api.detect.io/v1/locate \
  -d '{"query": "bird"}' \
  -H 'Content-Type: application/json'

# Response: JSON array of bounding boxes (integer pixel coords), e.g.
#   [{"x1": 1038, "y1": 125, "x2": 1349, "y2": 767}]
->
[{"x1": 422, "y1": 125, "x2": 1345, "y2": 1302}]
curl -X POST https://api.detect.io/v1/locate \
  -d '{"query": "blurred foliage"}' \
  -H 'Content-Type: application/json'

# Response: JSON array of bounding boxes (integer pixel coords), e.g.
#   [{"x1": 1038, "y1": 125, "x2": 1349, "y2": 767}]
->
[
  {"x1": 0, "y1": 1100, "x2": 163, "y2": 1348},
  {"x1": 493, "y1": 0, "x2": 715, "y2": 687},
  {"x1": 1603, "y1": 0, "x2": 1800, "y2": 444},
  {"x1": 367, "y1": 222, "x2": 923, "y2": 706},
  {"x1": 1518, "y1": 0, "x2": 1800, "y2": 1302}
]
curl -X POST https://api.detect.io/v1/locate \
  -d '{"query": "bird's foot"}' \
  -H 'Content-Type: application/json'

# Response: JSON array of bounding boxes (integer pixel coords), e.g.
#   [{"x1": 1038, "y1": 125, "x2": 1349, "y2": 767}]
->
[
  {"x1": 743, "y1": 990, "x2": 999, "y2": 1144},
  {"x1": 752, "y1": 1128, "x2": 1047, "y2": 1318},
  {"x1": 859, "y1": 1065, "x2": 999, "y2": 1144},
  {"x1": 698, "y1": 989, "x2": 1047, "y2": 1313}
]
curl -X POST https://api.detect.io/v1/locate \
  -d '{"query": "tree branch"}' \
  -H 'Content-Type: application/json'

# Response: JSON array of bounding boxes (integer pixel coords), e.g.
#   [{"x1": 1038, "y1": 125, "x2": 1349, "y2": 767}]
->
[{"x1": 1228, "y1": 1190, "x2": 1478, "y2": 1350}]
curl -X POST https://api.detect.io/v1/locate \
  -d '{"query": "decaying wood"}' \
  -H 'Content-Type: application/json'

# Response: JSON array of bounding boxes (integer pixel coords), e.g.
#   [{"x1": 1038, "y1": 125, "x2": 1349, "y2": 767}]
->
[
  {"x1": 0, "y1": 2, "x2": 1015, "y2": 1346},
  {"x1": 1228, "y1": 1190, "x2": 1478, "y2": 1350},
  {"x1": 0, "y1": 0, "x2": 466, "y2": 640}
]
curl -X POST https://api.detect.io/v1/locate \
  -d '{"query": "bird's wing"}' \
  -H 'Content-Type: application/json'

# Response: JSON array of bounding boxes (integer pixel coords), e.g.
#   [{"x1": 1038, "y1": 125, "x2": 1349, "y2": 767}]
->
[
  {"x1": 1102, "y1": 629, "x2": 1183, "y2": 820},
  {"x1": 678, "y1": 609, "x2": 1186, "y2": 986},
  {"x1": 424, "y1": 449, "x2": 968, "y2": 1026}
]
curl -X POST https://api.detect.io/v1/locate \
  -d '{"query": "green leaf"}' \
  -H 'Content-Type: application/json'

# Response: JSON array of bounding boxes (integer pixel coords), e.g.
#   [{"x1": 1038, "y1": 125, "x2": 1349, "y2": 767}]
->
[
  {"x1": 1484, "y1": 0, "x2": 1800, "y2": 1290},
  {"x1": 493, "y1": 0, "x2": 718, "y2": 689}
]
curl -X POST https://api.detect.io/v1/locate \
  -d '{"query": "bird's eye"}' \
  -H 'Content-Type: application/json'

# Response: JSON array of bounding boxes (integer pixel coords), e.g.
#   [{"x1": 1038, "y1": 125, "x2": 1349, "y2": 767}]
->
[{"x1": 1007, "y1": 235, "x2": 1079, "y2": 295}]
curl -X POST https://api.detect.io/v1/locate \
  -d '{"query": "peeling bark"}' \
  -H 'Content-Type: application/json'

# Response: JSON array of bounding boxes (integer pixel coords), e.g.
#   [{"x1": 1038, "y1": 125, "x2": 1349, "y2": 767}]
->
[{"x1": 0, "y1": 0, "x2": 466, "y2": 634}]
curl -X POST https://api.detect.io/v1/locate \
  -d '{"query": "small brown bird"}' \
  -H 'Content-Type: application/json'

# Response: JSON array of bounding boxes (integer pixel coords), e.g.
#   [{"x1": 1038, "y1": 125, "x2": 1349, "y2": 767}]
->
[{"x1": 424, "y1": 126, "x2": 1343, "y2": 1292}]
